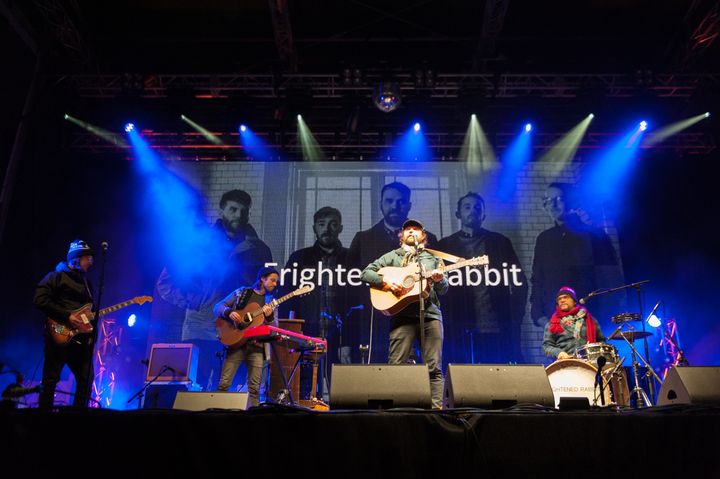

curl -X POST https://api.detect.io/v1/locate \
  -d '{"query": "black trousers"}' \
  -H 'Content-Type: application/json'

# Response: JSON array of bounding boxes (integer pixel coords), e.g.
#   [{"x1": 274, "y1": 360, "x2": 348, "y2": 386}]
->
[{"x1": 39, "y1": 333, "x2": 94, "y2": 410}]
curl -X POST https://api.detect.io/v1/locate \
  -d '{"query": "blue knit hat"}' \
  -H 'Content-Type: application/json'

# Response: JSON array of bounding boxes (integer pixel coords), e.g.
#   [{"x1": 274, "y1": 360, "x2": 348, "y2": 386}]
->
[{"x1": 67, "y1": 239, "x2": 94, "y2": 262}]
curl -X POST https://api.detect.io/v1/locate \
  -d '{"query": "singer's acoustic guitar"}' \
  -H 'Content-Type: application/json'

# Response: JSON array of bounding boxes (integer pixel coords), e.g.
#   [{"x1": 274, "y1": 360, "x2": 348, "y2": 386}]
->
[{"x1": 369, "y1": 255, "x2": 488, "y2": 316}]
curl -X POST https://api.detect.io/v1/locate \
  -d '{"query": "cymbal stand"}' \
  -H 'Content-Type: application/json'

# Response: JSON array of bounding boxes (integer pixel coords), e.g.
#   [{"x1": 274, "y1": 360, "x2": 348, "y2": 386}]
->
[{"x1": 616, "y1": 324, "x2": 663, "y2": 408}]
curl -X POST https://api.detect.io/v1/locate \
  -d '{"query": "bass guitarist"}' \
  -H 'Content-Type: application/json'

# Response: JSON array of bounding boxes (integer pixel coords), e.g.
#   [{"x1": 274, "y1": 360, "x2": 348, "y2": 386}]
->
[
  {"x1": 33, "y1": 239, "x2": 96, "y2": 410},
  {"x1": 360, "y1": 219, "x2": 448, "y2": 409},
  {"x1": 213, "y1": 266, "x2": 279, "y2": 407}
]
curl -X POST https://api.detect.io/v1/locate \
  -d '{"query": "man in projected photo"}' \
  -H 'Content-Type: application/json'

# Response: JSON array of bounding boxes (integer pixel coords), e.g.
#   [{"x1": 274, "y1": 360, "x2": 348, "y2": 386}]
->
[
  {"x1": 281, "y1": 206, "x2": 355, "y2": 362},
  {"x1": 438, "y1": 192, "x2": 528, "y2": 364},
  {"x1": 156, "y1": 189, "x2": 272, "y2": 391},
  {"x1": 349, "y1": 182, "x2": 438, "y2": 268},
  {"x1": 530, "y1": 182, "x2": 623, "y2": 330},
  {"x1": 348, "y1": 181, "x2": 438, "y2": 361}
]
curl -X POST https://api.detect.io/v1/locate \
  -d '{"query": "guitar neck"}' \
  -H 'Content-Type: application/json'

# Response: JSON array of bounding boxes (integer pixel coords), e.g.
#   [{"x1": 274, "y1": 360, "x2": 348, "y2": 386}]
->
[
  {"x1": 438, "y1": 256, "x2": 488, "y2": 274},
  {"x1": 249, "y1": 289, "x2": 302, "y2": 319},
  {"x1": 98, "y1": 300, "x2": 136, "y2": 318}
]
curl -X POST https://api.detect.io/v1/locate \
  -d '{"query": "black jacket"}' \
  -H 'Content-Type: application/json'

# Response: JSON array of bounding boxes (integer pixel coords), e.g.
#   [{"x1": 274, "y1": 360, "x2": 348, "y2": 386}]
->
[{"x1": 33, "y1": 262, "x2": 93, "y2": 324}]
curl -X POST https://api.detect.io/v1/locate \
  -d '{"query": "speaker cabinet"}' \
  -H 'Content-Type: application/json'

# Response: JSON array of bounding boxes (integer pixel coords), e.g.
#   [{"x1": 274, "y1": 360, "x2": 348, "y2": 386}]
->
[
  {"x1": 444, "y1": 364, "x2": 555, "y2": 409},
  {"x1": 146, "y1": 343, "x2": 198, "y2": 383},
  {"x1": 172, "y1": 392, "x2": 250, "y2": 411},
  {"x1": 657, "y1": 366, "x2": 720, "y2": 406},
  {"x1": 330, "y1": 364, "x2": 431, "y2": 409}
]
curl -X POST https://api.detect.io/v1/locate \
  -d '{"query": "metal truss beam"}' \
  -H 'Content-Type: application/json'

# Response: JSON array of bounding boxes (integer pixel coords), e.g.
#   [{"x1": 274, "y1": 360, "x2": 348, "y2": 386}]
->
[
  {"x1": 55, "y1": 72, "x2": 719, "y2": 99},
  {"x1": 66, "y1": 129, "x2": 716, "y2": 161},
  {"x1": 268, "y1": 0, "x2": 296, "y2": 72}
]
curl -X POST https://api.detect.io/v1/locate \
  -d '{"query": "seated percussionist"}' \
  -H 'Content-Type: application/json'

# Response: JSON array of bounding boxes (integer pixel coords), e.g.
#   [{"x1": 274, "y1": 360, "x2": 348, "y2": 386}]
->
[{"x1": 542, "y1": 286, "x2": 605, "y2": 360}]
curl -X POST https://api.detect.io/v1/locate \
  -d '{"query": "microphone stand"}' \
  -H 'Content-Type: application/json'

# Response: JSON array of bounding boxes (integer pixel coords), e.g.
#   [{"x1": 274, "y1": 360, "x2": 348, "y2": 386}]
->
[
  {"x1": 412, "y1": 239, "x2": 426, "y2": 366},
  {"x1": 593, "y1": 357, "x2": 607, "y2": 406},
  {"x1": 579, "y1": 280, "x2": 655, "y2": 403},
  {"x1": 85, "y1": 242, "x2": 108, "y2": 408},
  {"x1": 127, "y1": 365, "x2": 175, "y2": 410}
]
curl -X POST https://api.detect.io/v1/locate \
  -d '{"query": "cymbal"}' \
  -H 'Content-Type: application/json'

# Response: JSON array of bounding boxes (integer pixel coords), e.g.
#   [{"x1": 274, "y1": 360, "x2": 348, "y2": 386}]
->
[{"x1": 608, "y1": 330, "x2": 653, "y2": 341}]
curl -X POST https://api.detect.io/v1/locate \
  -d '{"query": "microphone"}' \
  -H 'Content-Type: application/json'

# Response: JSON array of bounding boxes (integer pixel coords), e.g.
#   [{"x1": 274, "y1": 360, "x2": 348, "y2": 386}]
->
[
  {"x1": 608, "y1": 323, "x2": 624, "y2": 341},
  {"x1": 644, "y1": 300, "x2": 662, "y2": 324},
  {"x1": 597, "y1": 356, "x2": 607, "y2": 369}
]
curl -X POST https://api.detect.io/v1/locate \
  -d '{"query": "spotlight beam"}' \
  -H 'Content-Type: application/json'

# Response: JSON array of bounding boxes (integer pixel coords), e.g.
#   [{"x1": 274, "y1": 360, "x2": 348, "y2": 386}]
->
[
  {"x1": 297, "y1": 115, "x2": 326, "y2": 161},
  {"x1": 460, "y1": 115, "x2": 496, "y2": 175},
  {"x1": 539, "y1": 114, "x2": 594, "y2": 175},
  {"x1": 180, "y1": 115, "x2": 225, "y2": 146},
  {"x1": 64, "y1": 114, "x2": 128, "y2": 147},
  {"x1": 643, "y1": 113, "x2": 711, "y2": 146}
]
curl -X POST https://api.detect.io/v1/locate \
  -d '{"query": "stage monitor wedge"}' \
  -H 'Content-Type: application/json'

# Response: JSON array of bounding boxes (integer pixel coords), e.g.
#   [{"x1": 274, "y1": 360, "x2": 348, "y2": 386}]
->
[
  {"x1": 173, "y1": 392, "x2": 250, "y2": 411},
  {"x1": 330, "y1": 364, "x2": 432, "y2": 409},
  {"x1": 657, "y1": 366, "x2": 720, "y2": 406},
  {"x1": 444, "y1": 364, "x2": 555, "y2": 409}
]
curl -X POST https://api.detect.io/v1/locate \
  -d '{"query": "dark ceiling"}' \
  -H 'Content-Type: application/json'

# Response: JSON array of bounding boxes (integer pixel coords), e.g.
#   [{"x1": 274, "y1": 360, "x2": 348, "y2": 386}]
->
[
  {"x1": 2, "y1": 0, "x2": 718, "y2": 161},
  {"x1": 5, "y1": 0, "x2": 719, "y2": 73}
]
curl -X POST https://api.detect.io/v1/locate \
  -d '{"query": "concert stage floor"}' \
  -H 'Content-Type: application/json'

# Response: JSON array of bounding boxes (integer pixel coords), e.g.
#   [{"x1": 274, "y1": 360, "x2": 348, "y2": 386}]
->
[{"x1": 2, "y1": 405, "x2": 718, "y2": 477}]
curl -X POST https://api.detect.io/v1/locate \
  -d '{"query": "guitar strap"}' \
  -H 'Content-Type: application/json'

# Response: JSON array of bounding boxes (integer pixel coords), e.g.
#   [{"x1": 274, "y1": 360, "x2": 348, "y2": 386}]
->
[{"x1": 424, "y1": 248, "x2": 464, "y2": 264}]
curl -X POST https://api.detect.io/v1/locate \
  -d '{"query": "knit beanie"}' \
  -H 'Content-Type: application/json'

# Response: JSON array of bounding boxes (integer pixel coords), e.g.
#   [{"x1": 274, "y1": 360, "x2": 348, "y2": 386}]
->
[
  {"x1": 556, "y1": 286, "x2": 578, "y2": 302},
  {"x1": 67, "y1": 239, "x2": 94, "y2": 262}
]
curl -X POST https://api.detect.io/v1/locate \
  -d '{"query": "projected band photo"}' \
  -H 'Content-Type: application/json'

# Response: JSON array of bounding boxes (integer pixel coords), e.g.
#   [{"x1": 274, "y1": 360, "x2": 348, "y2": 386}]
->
[{"x1": 143, "y1": 160, "x2": 626, "y2": 406}]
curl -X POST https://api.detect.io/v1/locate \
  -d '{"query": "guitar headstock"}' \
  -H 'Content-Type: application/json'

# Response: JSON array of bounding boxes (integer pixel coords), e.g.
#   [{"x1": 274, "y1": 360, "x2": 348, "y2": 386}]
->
[
  {"x1": 463, "y1": 255, "x2": 489, "y2": 267},
  {"x1": 132, "y1": 296, "x2": 154, "y2": 305},
  {"x1": 293, "y1": 285, "x2": 315, "y2": 297}
]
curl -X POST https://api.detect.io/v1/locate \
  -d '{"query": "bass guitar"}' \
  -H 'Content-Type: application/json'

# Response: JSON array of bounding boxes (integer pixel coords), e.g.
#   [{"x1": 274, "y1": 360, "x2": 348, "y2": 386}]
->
[
  {"x1": 215, "y1": 285, "x2": 313, "y2": 349},
  {"x1": 47, "y1": 295, "x2": 153, "y2": 345},
  {"x1": 369, "y1": 255, "x2": 489, "y2": 316}
]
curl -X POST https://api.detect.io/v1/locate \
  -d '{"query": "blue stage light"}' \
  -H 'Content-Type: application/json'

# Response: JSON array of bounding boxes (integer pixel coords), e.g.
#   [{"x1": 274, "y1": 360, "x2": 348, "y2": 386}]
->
[
  {"x1": 639, "y1": 121, "x2": 648, "y2": 131},
  {"x1": 647, "y1": 314, "x2": 661, "y2": 328},
  {"x1": 240, "y1": 124, "x2": 247, "y2": 132},
  {"x1": 127, "y1": 314, "x2": 137, "y2": 328},
  {"x1": 524, "y1": 123, "x2": 533, "y2": 133},
  {"x1": 413, "y1": 122, "x2": 421, "y2": 133},
  {"x1": 124, "y1": 123, "x2": 135, "y2": 133}
]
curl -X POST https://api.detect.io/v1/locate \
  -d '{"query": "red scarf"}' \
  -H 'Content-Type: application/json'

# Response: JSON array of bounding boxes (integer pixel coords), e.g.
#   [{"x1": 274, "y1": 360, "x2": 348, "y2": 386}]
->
[{"x1": 549, "y1": 305, "x2": 597, "y2": 343}]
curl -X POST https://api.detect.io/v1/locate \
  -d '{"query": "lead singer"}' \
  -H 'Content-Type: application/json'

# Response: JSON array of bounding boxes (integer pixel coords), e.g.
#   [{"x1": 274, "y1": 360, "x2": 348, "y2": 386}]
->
[{"x1": 361, "y1": 219, "x2": 448, "y2": 409}]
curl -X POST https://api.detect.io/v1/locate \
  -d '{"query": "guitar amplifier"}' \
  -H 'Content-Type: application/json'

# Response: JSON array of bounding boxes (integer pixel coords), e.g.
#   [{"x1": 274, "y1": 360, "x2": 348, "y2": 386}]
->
[{"x1": 146, "y1": 343, "x2": 198, "y2": 383}]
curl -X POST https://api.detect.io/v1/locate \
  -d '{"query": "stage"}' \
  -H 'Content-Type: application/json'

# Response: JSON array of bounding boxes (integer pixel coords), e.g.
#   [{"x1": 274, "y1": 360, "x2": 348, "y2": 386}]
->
[{"x1": 2, "y1": 404, "x2": 718, "y2": 476}]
